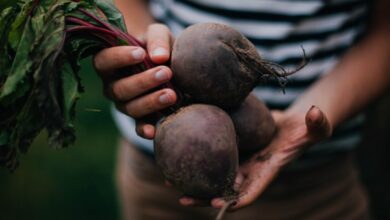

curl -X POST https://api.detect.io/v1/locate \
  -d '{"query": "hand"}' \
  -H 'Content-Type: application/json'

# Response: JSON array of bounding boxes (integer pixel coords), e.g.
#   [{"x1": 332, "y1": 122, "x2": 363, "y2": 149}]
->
[
  {"x1": 94, "y1": 24, "x2": 176, "y2": 139},
  {"x1": 180, "y1": 106, "x2": 332, "y2": 210}
]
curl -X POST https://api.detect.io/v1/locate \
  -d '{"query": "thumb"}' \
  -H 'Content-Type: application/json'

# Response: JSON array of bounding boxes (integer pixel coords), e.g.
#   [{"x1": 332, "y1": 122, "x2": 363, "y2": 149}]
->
[
  {"x1": 135, "y1": 121, "x2": 155, "y2": 139},
  {"x1": 135, "y1": 113, "x2": 161, "y2": 139},
  {"x1": 305, "y1": 105, "x2": 332, "y2": 140}
]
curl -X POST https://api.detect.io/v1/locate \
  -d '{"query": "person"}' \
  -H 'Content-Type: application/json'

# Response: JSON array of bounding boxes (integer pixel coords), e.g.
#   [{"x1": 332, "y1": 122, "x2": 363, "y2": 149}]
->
[{"x1": 93, "y1": 0, "x2": 390, "y2": 219}]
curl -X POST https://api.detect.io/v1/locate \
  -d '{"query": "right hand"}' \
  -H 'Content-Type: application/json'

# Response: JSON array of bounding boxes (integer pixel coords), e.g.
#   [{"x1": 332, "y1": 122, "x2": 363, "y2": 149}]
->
[{"x1": 94, "y1": 24, "x2": 176, "y2": 139}]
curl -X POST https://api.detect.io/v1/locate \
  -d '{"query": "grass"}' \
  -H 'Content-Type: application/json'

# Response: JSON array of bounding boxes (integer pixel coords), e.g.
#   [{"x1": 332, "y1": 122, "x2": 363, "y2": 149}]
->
[{"x1": 0, "y1": 59, "x2": 120, "y2": 220}]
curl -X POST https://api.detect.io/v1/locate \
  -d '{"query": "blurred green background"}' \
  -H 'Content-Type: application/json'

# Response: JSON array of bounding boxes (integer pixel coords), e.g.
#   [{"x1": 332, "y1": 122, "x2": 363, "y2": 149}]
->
[{"x1": 0, "y1": 59, "x2": 120, "y2": 220}]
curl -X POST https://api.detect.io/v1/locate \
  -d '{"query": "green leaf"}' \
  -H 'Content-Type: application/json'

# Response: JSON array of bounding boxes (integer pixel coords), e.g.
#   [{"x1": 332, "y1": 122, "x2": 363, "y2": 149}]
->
[
  {"x1": 0, "y1": 7, "x2": 17, "y2": 44},
  {"x1": 95, "y1": 0, "x2": 127, "y2": 31},
  {"x1": 0, "y1": 6, "x2": 18, "y2": 80},
  {"x1": 0, "y1": 15, "x2": 34, "y2": 104},
  {"x1": 62, "y1": 62, "x2": 81, "y2": 124},
  {"x1": 0, "y1": 0, "x2": 136, "y2": 169},
  {"x1": 7, "y1": 0, "x2": 35, "y2": 50}
]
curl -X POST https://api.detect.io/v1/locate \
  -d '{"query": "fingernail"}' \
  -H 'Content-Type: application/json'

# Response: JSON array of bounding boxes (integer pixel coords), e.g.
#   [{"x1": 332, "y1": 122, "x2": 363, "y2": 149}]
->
[
  {"x1": 131, "y1": 48, "x2": 145, "y2": 60},
  {"x1": 155, "y1": 69, "x2": 169, "y2": 81},
  {"x1": 159, "y1": 93, "x2": 171, "y2": 104},
  {"x1": 152, "y1": 47, "x2": 167, "y2": 57}
]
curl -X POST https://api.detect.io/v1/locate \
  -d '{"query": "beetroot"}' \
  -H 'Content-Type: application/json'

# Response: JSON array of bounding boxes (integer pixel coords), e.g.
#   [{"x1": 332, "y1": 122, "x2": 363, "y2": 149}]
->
[
  {"x1": 230, "y1": 94, "x2": 276, "y2": 155},
  {"x1": 171, "y1": 23, "x2": 296, "y2": 110},
  {"x1": 154, "y1": 104, "x2": 238, "y2": 198},
  {"x1": 153, "y1": 23, "x2": 305, "y2": 214}
]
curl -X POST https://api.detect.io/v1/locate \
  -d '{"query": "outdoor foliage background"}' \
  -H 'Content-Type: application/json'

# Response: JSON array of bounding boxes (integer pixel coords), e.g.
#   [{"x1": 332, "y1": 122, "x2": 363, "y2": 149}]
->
[{"x1": 0, "y1": 59, "x2": 120, "y2": 220}]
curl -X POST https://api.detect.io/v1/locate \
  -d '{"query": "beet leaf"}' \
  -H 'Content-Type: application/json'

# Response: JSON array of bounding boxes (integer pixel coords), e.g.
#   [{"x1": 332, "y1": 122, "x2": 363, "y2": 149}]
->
[{"x1": 0, "y1": 0, "x2": 152, "y2": 170}]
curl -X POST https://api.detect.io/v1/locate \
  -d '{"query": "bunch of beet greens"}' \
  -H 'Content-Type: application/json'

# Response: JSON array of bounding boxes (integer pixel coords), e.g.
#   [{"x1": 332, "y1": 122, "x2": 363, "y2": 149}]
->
[{"x1": 0, "y1": 0, "x2": 155, "y2": 170}]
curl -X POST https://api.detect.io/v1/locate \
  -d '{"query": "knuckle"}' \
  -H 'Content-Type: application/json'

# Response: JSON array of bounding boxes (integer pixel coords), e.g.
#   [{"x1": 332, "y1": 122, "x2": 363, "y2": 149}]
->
[
  {"x1": 112, "y1": 82, "x2": 127, "y2": 101},
  {"x1": 123, "y1": 92, "x2": 164, "y2": 119},
  {"x1": 124, "y1": 103, "x2": 138, "y2": 118},
  {"x1": 140, "y1": 95, "x2": 161, "y2": 117},
  {"x1": 126, "y1": 98, "x2": 152, "y2": 118},
  {"x1": 145, "y1": 95, "x2": 158, "y2": 113},
  {"x1": 137, "y1": 76, "x2": 153, "y2": 92},
  {"x1": 111, "y1": 52, "x2": 127, "y2": 66}
]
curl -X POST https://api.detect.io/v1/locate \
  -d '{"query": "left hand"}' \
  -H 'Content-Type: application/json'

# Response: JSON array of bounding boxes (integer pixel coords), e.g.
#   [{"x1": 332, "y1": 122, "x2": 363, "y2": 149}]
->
[
  {"x1": 94, "y1": 24, "x2": 176, "y2": 139},
  {"x1": 179, "y1": 105, "x2": 332, "y2": 210}
]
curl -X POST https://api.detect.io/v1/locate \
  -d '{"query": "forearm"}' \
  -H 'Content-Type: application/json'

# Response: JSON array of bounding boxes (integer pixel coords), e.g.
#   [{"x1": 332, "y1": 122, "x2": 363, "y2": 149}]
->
[
  {"x1": 288, "y1": 28, "x2": 390, "y2": 128},
  {"x1": 114, "y1": 0, "x2": 154, "y2": 37}
]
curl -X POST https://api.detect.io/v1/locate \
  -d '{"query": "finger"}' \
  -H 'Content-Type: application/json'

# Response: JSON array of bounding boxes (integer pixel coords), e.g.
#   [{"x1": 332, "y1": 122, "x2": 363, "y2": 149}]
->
[
  {"x1": 179, "y1": 196, "x2": 210, "y2": 207},
  {"x1": 234, "y1": 172, "x2": 244, "y2": 191},
  {"x1": 231, "y1": 165, "x2": 278, "y2": 210},
  {"x1": 211, "y1": 198, "x2": 227, "y2": 209},
  {"x1": 179, "y1": 197, "x2": 195, "y2": 206},
  {"x1": 305, "y1": 105, "x2": 332, "y2": 139},
  {"x1": 135, "y1": 120, "x2": 155, "y2": 139},
  {"x1": 209, "y1": 162, "x2": 255, "y2": 209},
  {"x1": 94, "y1": 46, "x2": 145, "y2": 77},
  {"x1": 116, "y1": 88, "x2": 177, "y2": 118},
  {"x1": 210, "y1": 171, "x2": 245, "y2": 209},
  {"x1": 270, "y1": 110, "x2": 283, "y2": 124},
  {"x1": 146, "y1": 24, "x2": 173, "y2": 64},
  {"x1": 107, "y1": 66, "x2": 172, "y2": 101},
  {"x1": 135, "y1": 114, "x2": 160, "y2": 139}
]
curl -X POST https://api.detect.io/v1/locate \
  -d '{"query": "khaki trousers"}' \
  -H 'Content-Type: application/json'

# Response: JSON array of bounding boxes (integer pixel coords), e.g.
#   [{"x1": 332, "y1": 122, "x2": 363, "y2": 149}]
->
[{"x1": 116, "y1": 139, "x2": 370, "y2": 220}]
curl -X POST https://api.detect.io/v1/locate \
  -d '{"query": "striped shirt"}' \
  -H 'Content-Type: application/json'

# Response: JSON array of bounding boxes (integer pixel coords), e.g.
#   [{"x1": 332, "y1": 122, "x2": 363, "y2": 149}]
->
[{"x1": 113, "y1": 0, "x2": 370, "y2": 168}]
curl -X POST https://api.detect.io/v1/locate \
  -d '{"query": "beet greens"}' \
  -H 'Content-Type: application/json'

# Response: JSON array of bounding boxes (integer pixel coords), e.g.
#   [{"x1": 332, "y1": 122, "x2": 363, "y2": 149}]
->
[{"x1": 0, "y1": 0, "x2": 154, "y2": 169}]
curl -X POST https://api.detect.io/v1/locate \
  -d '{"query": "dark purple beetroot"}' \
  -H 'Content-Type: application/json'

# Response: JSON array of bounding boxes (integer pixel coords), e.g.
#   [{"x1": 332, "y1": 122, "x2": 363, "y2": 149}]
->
[
  {"x1": 154, "y1": 104, "x2": 238, "y2": 198},
  {"x1": 230, "y1": 94, "x2": 276, "y2": 154},
  {"x1": 171, "y1": 23, "x2": 293, "y2": 110}
]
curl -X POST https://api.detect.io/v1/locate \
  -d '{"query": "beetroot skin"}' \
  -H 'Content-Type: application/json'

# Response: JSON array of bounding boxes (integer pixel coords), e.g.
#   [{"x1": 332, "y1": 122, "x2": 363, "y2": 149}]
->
[
  {"x1": 171, "y1": 23, "x2": 293, "y2": 110},
  {"x1": 154, "y1": 104, "x2": 238, "y2": 198},
  {"x1": 230, "y1": 94, "x2": 276, "y2": 155}
]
